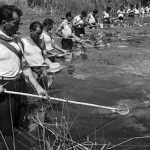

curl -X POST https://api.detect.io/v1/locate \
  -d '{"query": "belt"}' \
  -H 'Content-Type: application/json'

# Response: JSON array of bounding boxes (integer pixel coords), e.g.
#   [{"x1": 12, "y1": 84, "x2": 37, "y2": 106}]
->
[
  {"x1": 0, "y1": 76, "x2": 17, "y2": 80},
  {"x1": 0, "y1": 74, "x2": 23, "y2": 80}
]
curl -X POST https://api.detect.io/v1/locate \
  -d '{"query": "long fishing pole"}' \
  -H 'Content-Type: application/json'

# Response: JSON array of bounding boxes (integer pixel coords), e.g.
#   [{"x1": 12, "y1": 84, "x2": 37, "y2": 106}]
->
[{"x1": 4, "y1": 90, "x2": 129, "y2": 115}]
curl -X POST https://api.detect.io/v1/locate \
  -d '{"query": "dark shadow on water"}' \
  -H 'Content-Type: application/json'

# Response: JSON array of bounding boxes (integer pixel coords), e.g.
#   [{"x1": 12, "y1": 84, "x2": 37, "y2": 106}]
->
[{"x1": 52, "y1": 74, "x2": 145, "y2": 147}]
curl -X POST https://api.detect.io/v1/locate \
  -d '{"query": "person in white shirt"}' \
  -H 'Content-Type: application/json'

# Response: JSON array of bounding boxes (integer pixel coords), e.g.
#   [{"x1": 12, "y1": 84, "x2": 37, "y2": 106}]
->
[
  {"x1": 22, "y1": 21, "x2": 62, "y2": 89},
  {"x1": 126, "y1": 4, "x2": 135, "y2": 26},
  {"x1": 134, "y1": 4, "x2": 140, "y2": 16},
  {"x1": 56, "y1": 12, "x2": 80, "y2": 51},
  {"x1": 127, "y1": 4, "x2": 135, "y2": 18},
  {"x1": 117, "y1": 5, "x2": 125, "y2": 23},
  {"x1": 145, "y1": 5, "x2": 150, "y2": 14},
  {"x1": 134, "y1": 4, "x2": 143, "y2": 26},
  {"x1": 0, "y1": 5, "x2": 46, "y2": 142},
  {"x1": 140, "y1": 7, "x2": 145, "y2": 16},
  {"x1": 73, "y1": 10, "x2": 87, "y2": 37},
  {"x1": 86, "y1": 9, "x2": 99, "y2": 27},
  {"x1": 22, "y1": 21, "x2": 48, "y2": 67},
  {"x1": 102, "y1": 6, "x2": 111, "y2": 25},
  {"x1": 41, "y1": 18, "x2": 69, "y2": 60}
]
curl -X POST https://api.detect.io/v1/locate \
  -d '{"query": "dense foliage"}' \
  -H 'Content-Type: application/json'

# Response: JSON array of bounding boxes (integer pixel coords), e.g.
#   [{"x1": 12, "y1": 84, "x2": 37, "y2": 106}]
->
[{"x1": 0, "y1": 0, "x2": 148, "y2": 15}]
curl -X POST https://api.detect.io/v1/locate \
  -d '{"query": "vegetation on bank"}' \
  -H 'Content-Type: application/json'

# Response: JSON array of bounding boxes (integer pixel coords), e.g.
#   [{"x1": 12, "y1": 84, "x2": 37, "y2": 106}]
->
[{"x1": 0, "y1": 0, "x2": 144, "y2": 16}]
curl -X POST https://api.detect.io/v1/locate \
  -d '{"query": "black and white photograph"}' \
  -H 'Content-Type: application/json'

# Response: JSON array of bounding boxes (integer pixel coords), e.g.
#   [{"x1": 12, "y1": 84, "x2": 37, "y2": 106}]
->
[{"x1": 0, "y1": 0, "x2": 150, "y2": 149}]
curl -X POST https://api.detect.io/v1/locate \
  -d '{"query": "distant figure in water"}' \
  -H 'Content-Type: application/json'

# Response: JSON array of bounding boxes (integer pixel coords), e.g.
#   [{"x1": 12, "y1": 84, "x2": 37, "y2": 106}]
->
[
  {"x1": 73, "y1": 10, "x2": 87, "y2": 37},
  {"x1": 127, "y1": 4, "x2": 135, "y2": 26},
  {"x1": 117, "y1": 5, "x2": 125, "y2": 25},
  {"x1": 127, "y1": 4, "x2": 135, "y2": 18},
  {"x1": 86, "y1": 9, "x2": 99, "y2": 28},
  {"x1": 56, "y1": 11, "x2": 80, "y2": 51},
  {"x1": 102, "y1": 6, "x2": 112, "y2": 28},
  {"x1": 41, "y1": 18, "x2": 69, "y2": 62}
]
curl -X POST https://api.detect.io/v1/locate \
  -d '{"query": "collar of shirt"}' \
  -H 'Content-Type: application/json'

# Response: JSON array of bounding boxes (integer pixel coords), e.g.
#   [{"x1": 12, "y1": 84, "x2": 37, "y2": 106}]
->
[
  {"x1": 64, "y1": 19, "x2": 72, "y2": 25},
  {"x1": 63, "y1": 19, "x2": 72, "y2": 28},
  {"x1": 0, "y1": 30, "x2": 13, "y2": 41}
]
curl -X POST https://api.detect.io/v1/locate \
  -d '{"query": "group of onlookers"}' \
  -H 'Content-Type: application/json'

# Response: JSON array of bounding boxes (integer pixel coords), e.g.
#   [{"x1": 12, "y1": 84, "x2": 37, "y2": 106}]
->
[{"x1": 116, "y1": 4, "x2": 150, "y2": 23}]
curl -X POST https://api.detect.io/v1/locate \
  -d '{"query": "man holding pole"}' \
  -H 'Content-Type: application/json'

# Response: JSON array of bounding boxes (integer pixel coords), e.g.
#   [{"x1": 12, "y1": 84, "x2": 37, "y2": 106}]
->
[{"x1": 0, "y1": 4, "x2": 46, "y2": 149}]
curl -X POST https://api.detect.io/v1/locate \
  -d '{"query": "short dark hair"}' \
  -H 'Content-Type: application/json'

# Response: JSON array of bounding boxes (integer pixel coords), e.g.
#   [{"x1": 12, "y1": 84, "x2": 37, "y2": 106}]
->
[
  {"x1": 130, "y1": 4, "x2": 134, "y2": 8},
  {"x1": 93, "y1": 9, "x2": 98, "y2": 13},
  {"x1": 81, "y1": 10, "x2": 87, "y2": 17},
  {"x1": 0, "y1": 5, "x2": 22, "y2": 24},
  {"x1": 106, "y1": 6, "x2": 111, "y2": 12},
  {"x1": 66, "y1": 12, "x2": 72, "y2": 18},
  {"x1": 120, "y1": 5, "x2": 124, "y2": 8},
  {"x1": 42, "y1": 18, "x2": 54, "y2": 27},
  {"x1": 29, "y1": 21, "x2": 43, "y2": 31}
]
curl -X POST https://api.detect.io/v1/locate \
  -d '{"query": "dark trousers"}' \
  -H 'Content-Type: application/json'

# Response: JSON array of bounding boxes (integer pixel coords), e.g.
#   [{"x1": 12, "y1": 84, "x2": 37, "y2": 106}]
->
[
  {"x1": 0, "y1": 77, "x2": 27, "y2": 136},
  {"x1": 61, "y1": 38, "x2": 73, "y2": 51},
  {"x1": 74, "y1": 27, "x2": 85, "y2": 37},
  {"x1": 103, "y1": 18, "x2": 110, "y2": 24},
  {"x1": 118, "y1": 16, "x2": 123, "y2": 21}
]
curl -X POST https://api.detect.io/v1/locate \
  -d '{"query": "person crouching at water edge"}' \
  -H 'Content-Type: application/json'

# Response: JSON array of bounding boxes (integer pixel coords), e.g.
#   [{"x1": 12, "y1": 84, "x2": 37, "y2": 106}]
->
[
  {"x1": 126, "y1": 4, "x2": 135, "y2": 27},
  {"x1": 56, "y1": 12, "x2": 80, "y2": 51},
  {"x1": 86, "y1": 9, "x2": 99, "y2": 28},
  {"x1": 41, "y1": 18, "x2": 69, "y2": 62},
  {"x1": 117, "y1": 5, "x2": 125, "y2": 26},
  {"x1": 0, "y1": 5, "x2": 47, "y2": 148},
  {"x1": 73, "y1": 10, "x2": 87, "y2": 37},
  {"x1": 102, "y1": 6, "x2": 112, "y2": 28},
  {"x1": 22, "y1": 21, "x2": 62, "y2": 89}
]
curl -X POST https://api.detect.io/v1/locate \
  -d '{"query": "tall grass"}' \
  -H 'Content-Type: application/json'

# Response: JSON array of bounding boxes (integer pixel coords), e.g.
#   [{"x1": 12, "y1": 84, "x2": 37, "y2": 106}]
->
[
  {"x1": 0, "y1": 0, "x2": 143, "y2": 16},
  {"x1": 51, "y1": 0, "x2": 95, "y2": 15}
]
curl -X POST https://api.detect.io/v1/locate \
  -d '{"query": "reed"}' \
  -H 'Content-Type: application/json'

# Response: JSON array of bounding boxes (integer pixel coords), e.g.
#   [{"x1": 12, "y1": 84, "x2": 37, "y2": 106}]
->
[{"x1": 0, "y1": 0, "x2": 142, "y2": 15}]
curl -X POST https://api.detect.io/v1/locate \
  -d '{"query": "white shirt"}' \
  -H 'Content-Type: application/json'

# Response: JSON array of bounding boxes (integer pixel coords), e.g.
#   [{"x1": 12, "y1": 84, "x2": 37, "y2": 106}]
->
[
  {"x1": 134, "y1": 8, "x2": 140, "y2": 15},
  {"x1": 140, "y1": 7, "x2": 145, "y2": 15},
  {"x1": 87, "y1": 13, "x2": 96, "y2": 24},
  {"x1": 0, "y1": 30, "x2": 21, "y2": 77},
  {"x1": 145, "y1": 6, "x2": 150, "y2": 13},
  {"x1": 73, "y1": 15, "x2": 85, "y2": 27},
  {"x1": 41, "y1": 31, "x2": 54, "y2": 51},
  {"x1": 126, "y1": 8, "x2": 134, "y2": 15},
  {"x1": 22, "y1": 36, "x2": 45, "y2": 67},
  {"x1": 58, "y1": 19, "x2": 72, "y2": 38},
  {"x1": 103, "y1": 11, "x2": 110, "y2": 19},
  {"x1": 117, "y1": 9, "x2": 125, "y2": 18}
]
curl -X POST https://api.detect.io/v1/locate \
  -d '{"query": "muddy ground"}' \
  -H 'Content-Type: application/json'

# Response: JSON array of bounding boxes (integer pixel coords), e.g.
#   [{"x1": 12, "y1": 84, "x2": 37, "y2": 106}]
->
[{"x1": 20, "y1": 15, "x2": 150, "y2": 150}]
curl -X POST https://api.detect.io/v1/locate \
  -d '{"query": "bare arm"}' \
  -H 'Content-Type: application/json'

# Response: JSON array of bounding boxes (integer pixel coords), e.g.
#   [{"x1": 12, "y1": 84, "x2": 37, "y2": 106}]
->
[
  {"x1": 56, "y1": 23, "x2": 64, "y2": 37},
  {"x1": 52, "y1": 41, "x2": 69, "y2": 53},
  {"x1": 44, "y1": 57, "x2": 53, "y2": 66},
  {"x1": 71, "y1": 33, "x2": 81, "y2": 41},
  {"x1": 23, "y1": 67, "x2": 47, "y2": 95},
  {"x1": 21, "y1": 56, "x2": 47, "y2": 95}
]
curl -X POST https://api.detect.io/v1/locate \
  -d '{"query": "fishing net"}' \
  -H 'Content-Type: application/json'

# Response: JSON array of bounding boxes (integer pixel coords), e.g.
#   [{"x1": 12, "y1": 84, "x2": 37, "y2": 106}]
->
[{"x1": 115, "y1": 104, "x2": 129, "y2": 115}]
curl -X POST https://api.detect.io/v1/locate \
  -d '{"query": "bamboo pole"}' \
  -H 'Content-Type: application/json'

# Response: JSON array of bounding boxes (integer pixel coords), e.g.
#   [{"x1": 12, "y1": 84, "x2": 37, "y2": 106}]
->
[{"x1": 4, "y1": 90, "x2": 117, "y2": 112}]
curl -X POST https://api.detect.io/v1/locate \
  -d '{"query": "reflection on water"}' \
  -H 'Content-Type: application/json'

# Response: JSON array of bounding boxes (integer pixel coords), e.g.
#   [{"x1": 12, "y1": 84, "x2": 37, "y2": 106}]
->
[{"x1": 50, "y1": 27, "x2": 150, "y2": 149}]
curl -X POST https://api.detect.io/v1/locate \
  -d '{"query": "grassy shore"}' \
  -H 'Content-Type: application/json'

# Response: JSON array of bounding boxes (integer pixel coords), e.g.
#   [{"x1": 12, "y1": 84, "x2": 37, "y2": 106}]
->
[{"x1": 0, "y1": 0, "x2": 142, "y2": 16}]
